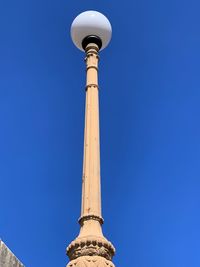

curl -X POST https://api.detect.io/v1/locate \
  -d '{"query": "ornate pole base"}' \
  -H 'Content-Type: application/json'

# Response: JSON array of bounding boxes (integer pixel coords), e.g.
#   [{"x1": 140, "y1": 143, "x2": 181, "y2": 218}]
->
[
  {"x1": 67, "y1": 234, "x2": 115, "y2": 261},
  {"x1": 66, "y1": 216, "x2": 115, "y2": 266},
  {"x1": 67, "y1": 256, "x2": 115, "y2": 267}
]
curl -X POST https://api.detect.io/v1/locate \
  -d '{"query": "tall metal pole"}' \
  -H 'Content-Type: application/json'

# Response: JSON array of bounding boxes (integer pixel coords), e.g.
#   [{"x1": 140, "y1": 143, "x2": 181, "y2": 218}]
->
[
  {"x1": 66, "y1": 43, "x2": 115, "y2": 267},
  {"x1": 81, "y1": 43, "x2": 102, "y2": 221}
]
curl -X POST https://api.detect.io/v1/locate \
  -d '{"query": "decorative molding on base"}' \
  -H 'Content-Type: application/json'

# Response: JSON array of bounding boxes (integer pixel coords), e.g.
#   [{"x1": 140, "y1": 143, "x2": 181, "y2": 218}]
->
[
  {"x1": 67, "y1": 256, "x2": 115, "y2": 267},
  {"x1": 67, "y1": 236, "x2": 115, "y2": 261}
]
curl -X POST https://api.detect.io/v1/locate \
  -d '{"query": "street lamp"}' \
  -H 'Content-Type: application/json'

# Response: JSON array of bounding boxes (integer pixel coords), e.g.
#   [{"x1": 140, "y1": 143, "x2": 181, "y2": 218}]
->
[{"x1": 67, "y1": 11, "x2": 115, "y2": 267}]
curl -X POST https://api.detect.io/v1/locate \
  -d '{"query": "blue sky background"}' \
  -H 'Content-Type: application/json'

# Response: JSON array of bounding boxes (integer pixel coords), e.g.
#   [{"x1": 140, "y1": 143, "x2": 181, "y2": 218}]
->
[{"x1": 0, "y1": 0, "x2": 200, "y2": 266}]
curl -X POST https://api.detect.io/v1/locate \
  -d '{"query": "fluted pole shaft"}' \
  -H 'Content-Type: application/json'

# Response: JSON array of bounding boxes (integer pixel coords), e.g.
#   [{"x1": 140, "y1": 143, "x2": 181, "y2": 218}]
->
[{"x1": 81, "y1": 43, "x2": 102, "y2": 220}]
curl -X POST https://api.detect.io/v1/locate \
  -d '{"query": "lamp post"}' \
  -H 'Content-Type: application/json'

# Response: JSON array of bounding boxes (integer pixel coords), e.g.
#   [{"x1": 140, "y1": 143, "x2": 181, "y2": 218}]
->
[{"x1": 67, "y1": 11, "x2": 115, "y2": 267}]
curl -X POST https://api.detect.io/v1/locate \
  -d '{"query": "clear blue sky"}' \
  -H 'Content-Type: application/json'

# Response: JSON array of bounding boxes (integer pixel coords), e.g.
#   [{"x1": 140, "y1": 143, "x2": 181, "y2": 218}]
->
[{"x1": 0, "y1": 0, "x2": 200, "y2": 266}]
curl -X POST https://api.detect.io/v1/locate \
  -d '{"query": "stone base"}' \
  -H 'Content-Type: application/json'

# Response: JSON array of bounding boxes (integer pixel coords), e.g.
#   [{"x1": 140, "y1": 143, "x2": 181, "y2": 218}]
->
[
  {"x1": 0, "y1": 241, "x2": 24, "y2": 267},
  {"x1": 67, "y1": 256, "x2": 115, "y2": 267}
]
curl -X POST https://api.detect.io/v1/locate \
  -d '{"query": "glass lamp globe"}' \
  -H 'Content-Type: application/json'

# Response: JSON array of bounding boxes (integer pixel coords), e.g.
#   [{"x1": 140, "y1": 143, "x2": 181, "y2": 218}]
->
[{"x1": 71, "y1": 10, "x2": 112, "y2": 51}]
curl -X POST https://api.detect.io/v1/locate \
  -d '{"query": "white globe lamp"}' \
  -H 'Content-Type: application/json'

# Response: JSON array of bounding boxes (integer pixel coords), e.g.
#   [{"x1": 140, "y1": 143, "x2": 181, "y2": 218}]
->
[{"x1": 71, "y1": 10, "x2": 112, "y2": 51}]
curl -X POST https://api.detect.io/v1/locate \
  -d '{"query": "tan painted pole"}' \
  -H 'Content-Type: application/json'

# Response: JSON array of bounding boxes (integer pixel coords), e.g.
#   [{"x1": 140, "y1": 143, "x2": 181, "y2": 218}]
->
[
  {"x1": 76, "y1": 43, "x2": 104, "y2": 239},
  {"x1": 81, "y1": 43, "x2": 102, "y2": 220},
  {"x1": 66, "y1": 43, "x2": 115, "y2": 267}
]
